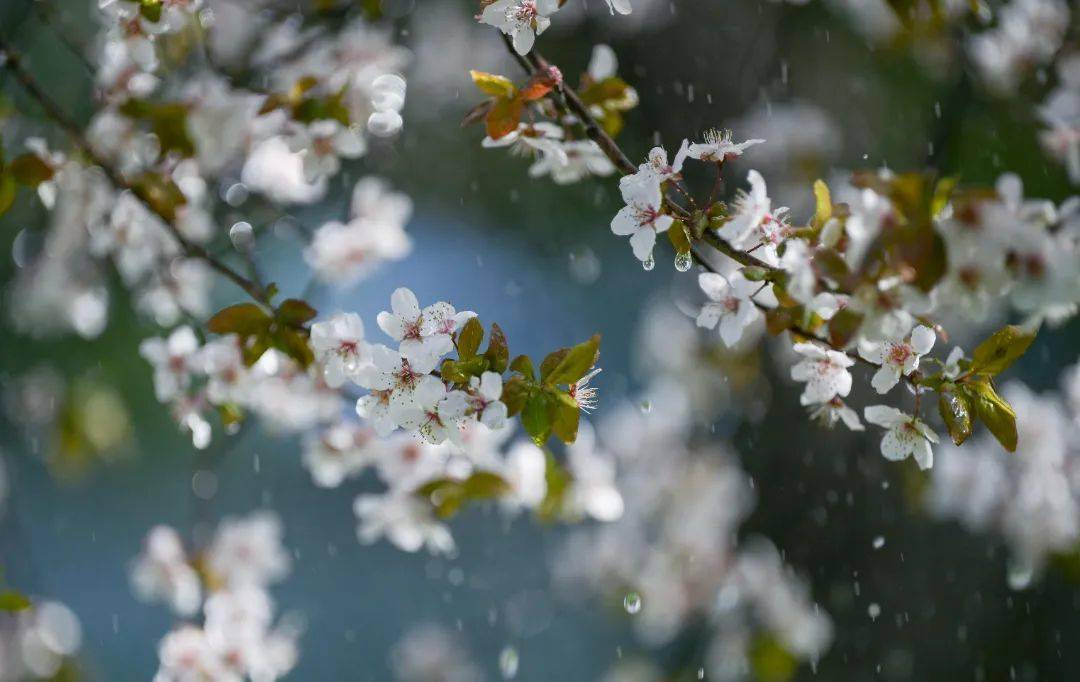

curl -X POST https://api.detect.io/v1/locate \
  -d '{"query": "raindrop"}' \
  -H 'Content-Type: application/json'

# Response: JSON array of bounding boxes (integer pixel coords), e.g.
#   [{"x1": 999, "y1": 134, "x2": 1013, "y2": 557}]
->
[
  {"x1": 674, "y1": 251, "x2": 693, "y2": 272},
  {"x1": 642, "y1": 254, "x2": 655, "y2": 271},
  {"x1": 229, "y1": 221, "x2": 255, "y2": 251},
  {"x1": 697, "y1": 668, "x2": 705, "y2": 680},
  {"x1": 639, "y1": 400, "x2": 652, "y2": 414},
  {"x1": 623, "y1": 592, "x2": 642, "y2": 614},
  {"x1": 868, "y1": 603, "x2": 881, "y2": 621},
  {"x1": 499, "y1": 646, "x2": 519, "y2": 679},
  {"x1": 872, "y1": 536, "x2": 885, "y2": 549},
  {"x1": 1007, "y1": 562, "x2": 1033, "y2": 590}
]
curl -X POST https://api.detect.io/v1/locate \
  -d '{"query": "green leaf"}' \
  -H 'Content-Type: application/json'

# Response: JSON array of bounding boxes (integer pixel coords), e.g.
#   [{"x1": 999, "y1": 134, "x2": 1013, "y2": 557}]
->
[
  {"x1": 969, "y1": 379, "x2": 1018, "y2": 452},
  {"x1": 827, "y1": 309, "x2": 863, "y2": 348},
  {"x1": 0, "y1": 171, "x2": 15, "y2": 216},
  {"x1": 484, "y1": 323, "x2": 509, "y2": 373},
  {"x1": 275, "y1": 299, "x2": 317, "y2": 328},
  {"x1": 510, "y1": 354, "x2": 535, "y2": 381},
  {"x1": 207, "y1": 303, "x2": 271, "y2": 336},
  {"x1": 938, "y1": 391, "x2": 973, "y2": 446},
  {"x1": 550, "y1": 390, "x2": 580, "y2": 444},
  {"x1": 133, "y1": 172, "x2": 187, "y2": 222},
  {"x1": 502, "y1": 375, "x2": 531, "y2": 417},
  {"x1": 416, "y1": 471, "x2": 510, "y2": 518},
  {"x1": 538, "y1": 451, "x2": 571, "y2": 522},
  {"x1": 8, "y1": 154, "x2": 54, "y2": 186},
  {"x1": 666, "y1": 219, "x2": 691, "y2": 256},
  {"x1": 544, "y1": 334, "x2": 600, "y2": 386},
  {"x1": 139, "y1": 0, "x2": 163, "y2": 22},
  {"x1": 0, "y1": 590, "x2": 31, "y2": 612},
  {"x1": 522, "y1": 393, "x2": 552, "y2": 445},
  {"x1": 539, "y1": 348, "x2": 569, "y2": 383},
  {"x1": 970, "y1": 325, "x2": 1036, "y2": 376},
  {"x1": 457, "y1": 317, "x2": 484, "y2": 360},
  {"x1": 749, "y1": 635, "x2": 798, "y2": 682},
  {"x1": 270, "y1": 327, "x2": 314, "y2": 369},
  {"x1": 812, "y1": 179, "x2": 832, "y2": 227}
]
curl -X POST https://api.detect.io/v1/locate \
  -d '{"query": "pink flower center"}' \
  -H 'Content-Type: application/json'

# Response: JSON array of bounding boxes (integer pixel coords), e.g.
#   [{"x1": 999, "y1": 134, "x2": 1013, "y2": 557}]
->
[{"x1": 886, "y1": 343, "x2": 912, "y2": 367}]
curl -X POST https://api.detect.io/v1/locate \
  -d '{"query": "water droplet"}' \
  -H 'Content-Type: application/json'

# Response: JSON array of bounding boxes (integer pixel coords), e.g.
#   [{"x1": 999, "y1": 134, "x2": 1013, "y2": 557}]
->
[
  {"x1": 1007, "y1": 562, "x2": 1033, "y2": 590},
  {"x1": 642, "y1": 254, "x2": 655, "y2": 271},
  {"x1": 229, "y1": 221, "x2": 254, "y2": 251},
  {"x1": 674, "y1": 251, "x2": 693, "y2": 272},
  {"x1": 623, "y1": 592, "x2": 642, "y2": 614},
  {"x1": 639, "y1": 400, "x2": 652, "y2": 414},
  {"x1": 499, "y1": 646, "x2": 519, "y2": 679},
  {"x1": 872, "y1": 535, "x2": 885, "y2": 549},
  {"x1": 868, "y1": 603, "x2": 881, "y2": 620},
  {"x1": 697, "y1": 668, "x2": 705, "y2": 679}
]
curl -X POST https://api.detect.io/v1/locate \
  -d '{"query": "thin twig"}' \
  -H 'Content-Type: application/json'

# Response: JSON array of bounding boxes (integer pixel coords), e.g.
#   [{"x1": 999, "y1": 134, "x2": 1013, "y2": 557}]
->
[{"x1": 0, "y1": 39, "x2": 274, "y2": 308}]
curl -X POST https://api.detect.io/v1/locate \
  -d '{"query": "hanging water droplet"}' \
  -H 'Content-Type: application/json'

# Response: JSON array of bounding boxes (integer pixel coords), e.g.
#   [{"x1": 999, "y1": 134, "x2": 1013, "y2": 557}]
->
[
  {"x1": 499, "y1": 646, "x2": 519, "y2": 679},
  {"x1": 639, "y1": 400, "x2": 652, "y2": 414},
  {"x1": 674, "y1": 251, "x2": 693, "y2": 272},
  {"x1": 642, "y1": 254, "x2": 655, "y2": 271},
  {"x1": 697, "y1": 668, "x2": 705, "y2": 680},
  {"x1": 872, "y1": 535, "x2": 885, "y2": 549},
  {"x1": 229, "y1": 221, "x2": 254, "y2": 251},
  {"x1": 868, "y1": 603, "x2": 881, "y2": 620},
  {"x1": 623, "y1": 592, "x2": 642, "y2": 614}
]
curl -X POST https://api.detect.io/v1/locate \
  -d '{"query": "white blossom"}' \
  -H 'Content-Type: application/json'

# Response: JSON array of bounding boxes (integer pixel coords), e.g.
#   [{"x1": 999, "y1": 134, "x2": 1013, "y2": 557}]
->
[
  {"x1": 479, "y1": 0, "x2": 561, "y2": 55},
  {"x1": 310, "y1": 312, "x2": 369, "y2": 388},
  {"x1": 354, "y1": 492, "x2": 455, "y2": 554},
  {"x1": 864, "y1": 405, "x2": 938, "y2": 469},
  {"x1": 376, "y1": 287, "x2": 474, "y2": 365},
  {"x1": 790, "y1": 342, "x2": 854, "y2": 406},
  {"x1": 860, "y1": 325, "x2": 936, "y2": 394},
  {"x1": 130, "y1": 526, "x2": 202, "y2": 616},
  {"x1": 611, "y1": 175, "x2": 673, "y2": 262},
  {"x1": 695, "y1": 271, "x2": 762, "y2": 347},
  {"x1": 686, "y1": 129, "x2": 764, "y2": 163}
]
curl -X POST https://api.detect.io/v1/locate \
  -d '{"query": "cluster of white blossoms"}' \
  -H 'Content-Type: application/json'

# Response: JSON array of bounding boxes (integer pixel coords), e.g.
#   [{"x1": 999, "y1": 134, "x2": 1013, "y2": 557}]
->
[
  {"x1": 303, "y1": 177, "x2": 413, "y2": 286},
  {"x1": 139, "y1": 326, "x2": 341, "y2": 448},
  {"x1": 8, "y1": 3, "x2": 411, "y2": 341},
  {"x1": 967, "y1": 0, "x2": 1070, "y2": 94},
  {"x1": 130, "y1": 513, "x2": 298, "y2": 682},
  {"x1": 298, "y1": 288, "x2": 622, "y2": 554},
  {"x1": 556, "y1": 309, "x2": 831, "y2": 679},
  {"x1": 0, "y1": 600, "x2": 83, "y2": 680},
  {"x1": 930, "y1": 365, "x2": 1080, "y2": 588},
  {"x1": 654, "y1": 129, "x2": 1080, "y2": 470},
  {"x1": 1039, "y1": 54, "x2": 1080, "y2": 185}
]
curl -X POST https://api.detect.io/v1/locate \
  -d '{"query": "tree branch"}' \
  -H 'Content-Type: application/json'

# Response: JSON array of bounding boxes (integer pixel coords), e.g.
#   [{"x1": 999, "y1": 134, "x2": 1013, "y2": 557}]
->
[
  {"x1": 0, "y1": 38, "x2": 274, "y2": 308},
  {"x1": 497, "y1": 36, "x2": 899, "y2": 380}
]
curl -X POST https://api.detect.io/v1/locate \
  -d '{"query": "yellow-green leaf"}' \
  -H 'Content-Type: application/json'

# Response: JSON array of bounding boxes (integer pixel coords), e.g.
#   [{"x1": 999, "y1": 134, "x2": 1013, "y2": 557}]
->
[
  {"x1": 207, "y1": 303, "x2": 271, "y2": 336},
  {"x1": 544, "y1": 334, "x2": 600, "y2": 386},
  {"x1": 938, "y1": 391, "x2": 973, "y2": 446},
  {"x1": 470, "y1": 70, "x2": 517, "y2": 99},
  {"x1": 812, "y1": 179, "x2": 832, "y2": 227},
  {"x1": 457, "y1": 317, "x2": 484, "y2": 360},
  {"x1": 0, "y1": 590, "x2": 31, "y2": 612},
  {"x1": 969, "y1": 379, "x2": 1018, "y2": 452},
  {"x1": 970, "y1": 325, "x2": 1036, "y2": 376}
]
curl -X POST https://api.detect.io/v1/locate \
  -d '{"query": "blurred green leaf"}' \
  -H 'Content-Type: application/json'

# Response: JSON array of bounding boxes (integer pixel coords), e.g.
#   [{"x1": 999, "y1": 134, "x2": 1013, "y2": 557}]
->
[
  {"x1": 457, "y1": 317, "x2": 484, "y2": 360},
  {"x1": 969, "y1": 379, "x2": 1018, "y2": 452},
  {"x1": 0, "y1": 590, "x2": 31, "y2": 612}
]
